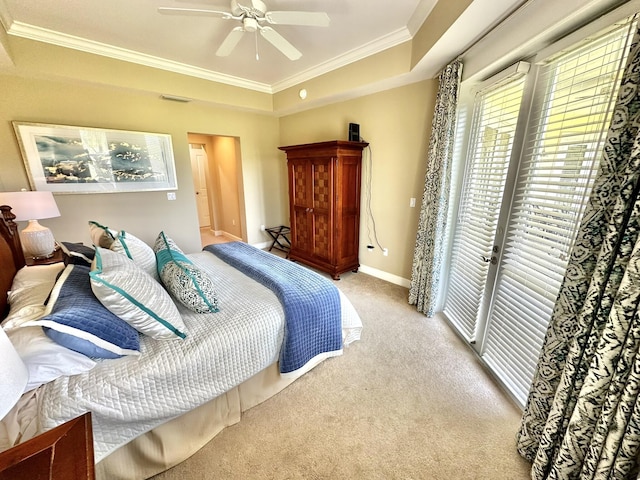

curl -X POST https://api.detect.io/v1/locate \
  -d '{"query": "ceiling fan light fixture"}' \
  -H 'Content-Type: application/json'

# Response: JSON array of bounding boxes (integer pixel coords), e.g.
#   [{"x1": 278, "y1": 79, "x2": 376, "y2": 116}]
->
[{"x1": 244, "y1": 17, "x2": 258, "y2": 32}]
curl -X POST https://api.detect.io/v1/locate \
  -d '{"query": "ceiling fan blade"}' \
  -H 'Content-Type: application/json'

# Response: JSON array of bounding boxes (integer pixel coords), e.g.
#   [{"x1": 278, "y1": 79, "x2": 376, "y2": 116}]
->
[
  {"x1": 216, "y1": 27, "x2": 245, "y2": 56},
  {"x1": 157, "y1": 7, "x2": 233, "y2": 19},
  {"x1": 264, "y1": 11, "x2": 330, "y2": 27},
  {"x1": 259, "y1": 27, "x2": 301, "y2": 60}
]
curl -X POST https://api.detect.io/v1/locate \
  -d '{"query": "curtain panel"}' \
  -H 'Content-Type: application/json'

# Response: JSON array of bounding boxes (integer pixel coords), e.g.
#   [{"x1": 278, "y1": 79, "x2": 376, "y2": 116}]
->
[
  {"x1": 409, "y1": 59, "x2": 462, "y2": 317},
  {"x1": 517, "y1": 24, "x2": 640, "y2": 479}
]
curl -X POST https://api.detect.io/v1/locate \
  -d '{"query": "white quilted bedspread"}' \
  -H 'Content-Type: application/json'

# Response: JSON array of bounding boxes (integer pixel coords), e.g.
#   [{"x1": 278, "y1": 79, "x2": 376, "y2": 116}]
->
[{"x1": 37, "y1": 251, "x2": 362, "y2": 462}]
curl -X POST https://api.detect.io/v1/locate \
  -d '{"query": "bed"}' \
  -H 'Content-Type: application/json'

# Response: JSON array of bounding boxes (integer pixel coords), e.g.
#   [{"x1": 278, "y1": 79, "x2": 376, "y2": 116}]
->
[{"x1": 0, "y1": 206, "x2": 362, "y2": 479}]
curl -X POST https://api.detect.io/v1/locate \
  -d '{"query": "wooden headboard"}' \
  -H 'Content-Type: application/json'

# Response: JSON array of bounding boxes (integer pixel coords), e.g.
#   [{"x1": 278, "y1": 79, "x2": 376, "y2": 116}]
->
[{"x1": 1, "y1": 206, "x2": 25, "y2": 318}]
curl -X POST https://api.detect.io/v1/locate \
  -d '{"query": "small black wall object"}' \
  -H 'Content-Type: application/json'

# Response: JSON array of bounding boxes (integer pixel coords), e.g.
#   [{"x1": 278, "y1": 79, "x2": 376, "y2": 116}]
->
[{"x1": 348, "y1": 123, "x2": 360, "y2": 142}]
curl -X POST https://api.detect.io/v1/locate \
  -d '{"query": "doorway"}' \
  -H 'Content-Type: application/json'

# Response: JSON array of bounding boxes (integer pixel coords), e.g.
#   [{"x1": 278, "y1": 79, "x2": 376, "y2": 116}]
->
[{"x1": 187, "y1": 133, "x2": 246, "y2": 247}]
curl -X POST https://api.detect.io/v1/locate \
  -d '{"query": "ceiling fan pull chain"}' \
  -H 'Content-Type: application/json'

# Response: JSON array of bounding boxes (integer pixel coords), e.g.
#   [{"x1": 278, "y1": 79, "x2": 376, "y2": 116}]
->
[{"x1": 255, "y1": 31, "x2": 260, "y2": 60}]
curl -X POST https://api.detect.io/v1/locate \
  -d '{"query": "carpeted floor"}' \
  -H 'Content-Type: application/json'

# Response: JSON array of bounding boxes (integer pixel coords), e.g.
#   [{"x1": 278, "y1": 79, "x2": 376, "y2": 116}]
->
[{"x1": 151, "y1": 264, "x2": 532, "y2": 479}]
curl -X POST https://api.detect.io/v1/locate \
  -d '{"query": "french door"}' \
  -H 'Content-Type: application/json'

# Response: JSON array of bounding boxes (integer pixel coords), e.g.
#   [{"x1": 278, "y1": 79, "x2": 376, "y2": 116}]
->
[{"x1": 443, "y1": 14, "x2": 636, "y2": 407}]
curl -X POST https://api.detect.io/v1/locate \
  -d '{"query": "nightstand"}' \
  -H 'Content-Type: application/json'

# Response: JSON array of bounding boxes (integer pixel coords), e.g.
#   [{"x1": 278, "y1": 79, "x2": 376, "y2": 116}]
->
[
  {"x1": 0, "y1": 412, "x2": 95, "y2": 479},
  {"x1": 25, "y1": 247, "x2": 64, "y2": 266}
]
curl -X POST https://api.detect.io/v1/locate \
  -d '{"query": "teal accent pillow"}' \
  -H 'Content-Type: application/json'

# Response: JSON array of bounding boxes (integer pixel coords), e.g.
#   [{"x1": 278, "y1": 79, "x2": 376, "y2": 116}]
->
[
  {"x1": 154, "y1": 232, "x2": 219, "y2": 314},
  {"x1": 110, "y1": 230, "x2": 159, "y2": 281},
  {"x1": 90, "y1": 247, "x2": 187, "y2": 340}
]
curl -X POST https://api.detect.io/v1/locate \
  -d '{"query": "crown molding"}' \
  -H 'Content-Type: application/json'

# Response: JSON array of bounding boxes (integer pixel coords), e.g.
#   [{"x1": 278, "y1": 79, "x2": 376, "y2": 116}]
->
[
  {"x1": 6, "y1": 20, "x2": 273, "y2": 93},
  {"x1": 272, "y1": 27, "x2": 412, "y2": 93},
  {"x1": 5, "y1": 10, "x2": 413, "y2": 97}
]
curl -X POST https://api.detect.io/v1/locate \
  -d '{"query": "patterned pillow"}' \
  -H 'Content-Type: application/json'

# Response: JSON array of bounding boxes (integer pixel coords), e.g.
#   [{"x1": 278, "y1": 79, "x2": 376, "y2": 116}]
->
[
  {"x1": 154, "y1": 232, "x2": 219, "y2": 314},
  {"x1": 90, "y1": 247, "x2": 187, "y2": 340},
  {"x1": 88, "y1": 221, "x2": 117, "y2": 248},
  {"x1": 110, "y1": 230, "x2": 159, "y2": 281},
  {"x1": 21, "y1": 264, "x2": 140, "y2": 359}
]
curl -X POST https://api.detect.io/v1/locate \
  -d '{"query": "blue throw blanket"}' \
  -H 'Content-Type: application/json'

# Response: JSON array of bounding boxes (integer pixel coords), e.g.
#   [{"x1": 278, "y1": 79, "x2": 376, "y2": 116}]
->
[{"x1": 204, "y1": 242, "x2": 342, "y2": 374}]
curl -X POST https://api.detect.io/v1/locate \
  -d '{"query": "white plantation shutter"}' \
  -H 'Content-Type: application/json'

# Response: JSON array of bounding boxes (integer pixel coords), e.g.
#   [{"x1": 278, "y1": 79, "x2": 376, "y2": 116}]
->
[
  {"x1": 443, "y1": 77, "x2": 526, "y2": 341},
  {"x1": 481, "y1": 17, "x2": 636, "y2": 407}
]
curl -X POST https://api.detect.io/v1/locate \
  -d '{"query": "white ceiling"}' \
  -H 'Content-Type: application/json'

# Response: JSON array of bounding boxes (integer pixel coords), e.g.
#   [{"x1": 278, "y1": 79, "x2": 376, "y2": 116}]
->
[{"x1": 0, "y1": 0, "x2": 524, "y2": 93}]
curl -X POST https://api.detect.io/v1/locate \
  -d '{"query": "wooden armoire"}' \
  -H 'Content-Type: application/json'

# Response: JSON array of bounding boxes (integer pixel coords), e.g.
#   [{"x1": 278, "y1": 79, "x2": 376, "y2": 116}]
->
[{"x1": 279, "y1": 140, "x2": 369, "y2": 280}]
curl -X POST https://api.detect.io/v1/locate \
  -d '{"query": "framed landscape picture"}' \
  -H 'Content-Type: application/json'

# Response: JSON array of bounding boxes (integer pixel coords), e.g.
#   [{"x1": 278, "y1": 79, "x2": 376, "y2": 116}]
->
[{"x1": 13, "y1": 122, "x2": 178, "y2": 194}]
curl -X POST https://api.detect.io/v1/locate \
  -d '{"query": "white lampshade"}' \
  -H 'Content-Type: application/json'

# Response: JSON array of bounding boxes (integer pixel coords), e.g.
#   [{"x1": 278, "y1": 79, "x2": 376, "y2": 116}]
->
[
  {"x1": 0, "y1": 191, "x2": 61, "y2": 259},
  {"x1": 0, "y1": 327, "x2": 28, "y2": 420},
  {"x1": 0, "y1": 191, "x2": 61, "y2": 221}
]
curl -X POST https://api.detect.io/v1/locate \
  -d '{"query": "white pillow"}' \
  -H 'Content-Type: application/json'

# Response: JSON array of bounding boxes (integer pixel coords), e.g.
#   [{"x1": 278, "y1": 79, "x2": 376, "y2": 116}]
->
[
  {"x1": 110, "y1": 230, "x2": 159, "y2": 281},
  {"x1": 90, "y1": 247, "x2": 186, "y2": 340},
  {"x1": 3, "y1": 263, "x2": 65, "y2": 330},
  {"x1": 7, "y1": 326, "x2": 97, "y2": 392}
]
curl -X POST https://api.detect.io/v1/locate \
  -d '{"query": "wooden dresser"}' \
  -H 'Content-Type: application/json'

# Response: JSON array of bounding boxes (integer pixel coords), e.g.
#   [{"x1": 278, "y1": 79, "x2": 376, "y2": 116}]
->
[{"x1": 279, "y1": 140, "x2": 368, "y2": 280}]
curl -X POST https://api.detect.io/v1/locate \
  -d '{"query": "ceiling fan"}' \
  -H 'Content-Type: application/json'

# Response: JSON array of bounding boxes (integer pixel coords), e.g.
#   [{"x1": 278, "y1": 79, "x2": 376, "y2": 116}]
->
[{"x1": 158, "y1": 0, "x2": 330, "y2": 60}]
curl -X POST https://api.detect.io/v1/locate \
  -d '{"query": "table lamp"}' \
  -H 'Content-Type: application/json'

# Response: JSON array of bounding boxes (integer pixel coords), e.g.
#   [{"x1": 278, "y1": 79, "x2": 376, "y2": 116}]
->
[
  {"x1": 0, "y1": 327, "x2": 28, "y2": 420},
  {"x1": 0, "y1": 191, "x2": 61, "y2": 259}
]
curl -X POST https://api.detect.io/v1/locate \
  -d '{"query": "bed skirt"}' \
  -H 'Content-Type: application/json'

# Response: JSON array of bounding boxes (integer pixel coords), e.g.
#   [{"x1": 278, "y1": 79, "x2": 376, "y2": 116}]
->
[{"x1": 95, "y1": 361, "x2": 301, "y2": 480}]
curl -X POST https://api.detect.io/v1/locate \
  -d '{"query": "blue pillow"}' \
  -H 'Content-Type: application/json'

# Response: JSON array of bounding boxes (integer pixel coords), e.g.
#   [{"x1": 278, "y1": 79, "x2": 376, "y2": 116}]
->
[{"x1": 23, "y1": 264, "x2": 140, "y2": 359}]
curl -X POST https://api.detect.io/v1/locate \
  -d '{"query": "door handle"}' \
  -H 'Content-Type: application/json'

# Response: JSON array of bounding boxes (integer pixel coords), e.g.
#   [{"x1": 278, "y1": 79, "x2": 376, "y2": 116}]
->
[
  {"x1": 481, "y1": 245, "x2": 500, "y2": 265},
  {"x1": 481, "y1": 255, "x2": 498, "y2": 265}
]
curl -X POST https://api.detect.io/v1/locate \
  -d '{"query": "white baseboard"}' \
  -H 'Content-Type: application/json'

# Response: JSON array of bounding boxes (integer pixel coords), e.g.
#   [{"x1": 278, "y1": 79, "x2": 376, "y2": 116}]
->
[
  {"x1": 359, "y1": 264, "x2": 410, "y2": 288},
  {"x1": 214, "y1": 230, "x2": 242, "y2": 242},
  {"x1": 246, "y1": 244, "x2": 410, "y2": 288}
]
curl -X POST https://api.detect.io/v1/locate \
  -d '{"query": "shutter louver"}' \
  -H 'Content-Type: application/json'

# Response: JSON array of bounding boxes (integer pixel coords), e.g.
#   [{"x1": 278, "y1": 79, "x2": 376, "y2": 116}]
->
[
  {"x1": 481, "y1": 18, "x2": 635, "y2": 407},
  {"x1": 444, "y1": 79, "x2": 526, "y2": 341}
]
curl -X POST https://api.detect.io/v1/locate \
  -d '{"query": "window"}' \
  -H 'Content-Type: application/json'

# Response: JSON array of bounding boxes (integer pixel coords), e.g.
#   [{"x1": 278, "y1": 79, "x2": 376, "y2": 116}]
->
[{"x1": 443, "y1": 13, "x2": 637, "y2": 407}]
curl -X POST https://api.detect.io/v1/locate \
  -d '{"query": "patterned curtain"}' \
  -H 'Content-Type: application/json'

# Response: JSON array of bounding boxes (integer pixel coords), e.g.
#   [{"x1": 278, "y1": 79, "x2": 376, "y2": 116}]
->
[
  {"x1": 517, "y1": 26, "x2": 640, "y2": 479},
  {"x1": 408, "y1": 59, "x2": 462, "y2": 317}
]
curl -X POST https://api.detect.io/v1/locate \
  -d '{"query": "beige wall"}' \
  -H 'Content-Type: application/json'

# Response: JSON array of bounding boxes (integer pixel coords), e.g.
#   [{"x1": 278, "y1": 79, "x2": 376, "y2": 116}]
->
[
  {"x1": 211, "y1": 136, "x2": 243, "y2": 239},
  {"x1": 279, "y1": 80, "x2": 438, "y2": 281},
  {"x1": 0, "y1": 44, "x2": 283, "y2": 252}
]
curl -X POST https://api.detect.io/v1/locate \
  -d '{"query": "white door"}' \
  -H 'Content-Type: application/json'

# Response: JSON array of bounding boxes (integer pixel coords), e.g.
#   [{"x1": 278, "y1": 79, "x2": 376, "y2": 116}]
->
[{"x1": 189, "y1": 144, "x2": 210, "y2": 228}]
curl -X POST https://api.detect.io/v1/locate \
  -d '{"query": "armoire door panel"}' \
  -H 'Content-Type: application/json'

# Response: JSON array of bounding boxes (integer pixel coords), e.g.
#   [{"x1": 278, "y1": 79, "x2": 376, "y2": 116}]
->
[
  {"x1": 292, "y1": 208, "x2": 311, "y2": 252},
  {"x1": 312, "y1": 160, "x2": 333, "y2": 211},
  {"x1": 311, "y1": 212, "x2": 331, "y2": 261},
  {"x1": 292, "y1": 162, "x2": 309, "y2": 207}
]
